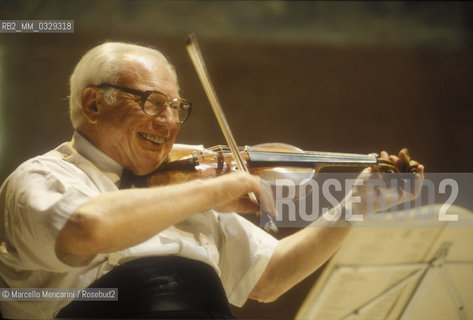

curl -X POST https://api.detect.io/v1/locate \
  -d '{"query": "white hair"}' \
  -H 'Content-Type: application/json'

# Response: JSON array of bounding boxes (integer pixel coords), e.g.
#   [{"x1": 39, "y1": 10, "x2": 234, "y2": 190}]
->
[{"x1": 68, "y1": 42, "x2": 178, "y2": 129}]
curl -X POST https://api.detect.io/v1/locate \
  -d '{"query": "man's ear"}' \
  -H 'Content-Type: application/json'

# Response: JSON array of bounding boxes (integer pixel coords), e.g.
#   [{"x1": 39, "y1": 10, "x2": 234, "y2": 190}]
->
[{"x1": 81, "y1": 87, "x2": 100, "y2": 124}]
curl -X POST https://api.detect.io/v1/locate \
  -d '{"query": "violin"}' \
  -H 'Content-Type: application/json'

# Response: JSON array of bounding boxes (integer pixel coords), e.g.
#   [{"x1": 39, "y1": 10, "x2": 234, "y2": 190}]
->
[{"x1": 146, "y1": 142, "x2": 420, "y2": 187}]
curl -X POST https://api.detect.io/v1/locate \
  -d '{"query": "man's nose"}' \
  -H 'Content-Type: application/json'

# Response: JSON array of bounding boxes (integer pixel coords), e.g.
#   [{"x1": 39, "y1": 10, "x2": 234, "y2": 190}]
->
[{"x1": 153, "y1": 105, "x2": 176, "y2": 125}]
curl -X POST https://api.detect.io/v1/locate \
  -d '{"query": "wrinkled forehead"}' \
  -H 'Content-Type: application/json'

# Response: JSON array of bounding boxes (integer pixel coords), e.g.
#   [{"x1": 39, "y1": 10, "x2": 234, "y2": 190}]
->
[{"x1": 115, "y1": 53, "x2": 179, "y2": 94}]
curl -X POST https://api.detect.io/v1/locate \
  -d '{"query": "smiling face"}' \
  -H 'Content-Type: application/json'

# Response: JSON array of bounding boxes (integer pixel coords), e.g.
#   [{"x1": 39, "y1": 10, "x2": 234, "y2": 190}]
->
[{"x1": 80, "y1": 54, "x2": 181, "y2": 175}]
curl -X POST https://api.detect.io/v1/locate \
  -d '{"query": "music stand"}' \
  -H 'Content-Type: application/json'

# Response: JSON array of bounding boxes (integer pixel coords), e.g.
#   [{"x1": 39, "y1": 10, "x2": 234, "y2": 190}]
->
[{"x1": 296, "y1": 205, "x2": 473, "y2": 320}]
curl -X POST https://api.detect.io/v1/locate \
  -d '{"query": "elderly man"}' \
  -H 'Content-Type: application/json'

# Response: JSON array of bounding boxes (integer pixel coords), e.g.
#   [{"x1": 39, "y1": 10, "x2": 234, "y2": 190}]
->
[{"x1": 0, "y1": 42, "x2": 423, "y2": 319}]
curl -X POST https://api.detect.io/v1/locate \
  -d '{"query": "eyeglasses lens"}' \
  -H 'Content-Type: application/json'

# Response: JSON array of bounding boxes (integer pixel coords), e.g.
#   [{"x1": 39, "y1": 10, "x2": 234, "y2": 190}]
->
[
  {"x1": 144, "y1": 92, "x2": 167, "y2": 116},
  {"x1": 177, "y1": 102, "x2": 191, "y2": 124},
  {"x1": 144, "y1": 92, "x2": 190, "y2": 124}
]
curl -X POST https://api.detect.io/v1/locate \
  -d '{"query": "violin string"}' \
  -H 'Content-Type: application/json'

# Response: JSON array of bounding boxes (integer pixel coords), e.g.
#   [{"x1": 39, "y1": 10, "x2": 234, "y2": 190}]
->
[
  {"x1": 247, "y1": 149, "x2": 377, "y2": 164},
  {"x1": 249, "y1": 148, "x2": 374, "y2": 158}
]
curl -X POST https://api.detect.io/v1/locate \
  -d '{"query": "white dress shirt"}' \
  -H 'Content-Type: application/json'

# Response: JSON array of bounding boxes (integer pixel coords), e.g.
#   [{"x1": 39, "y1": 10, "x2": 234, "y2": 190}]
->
[{"x1": 0, "y1": 132, "x2": 278, "y2": 319}]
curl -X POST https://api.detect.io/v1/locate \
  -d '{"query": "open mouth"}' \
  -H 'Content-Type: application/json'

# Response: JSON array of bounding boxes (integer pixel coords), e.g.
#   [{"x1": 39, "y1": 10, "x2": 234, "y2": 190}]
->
[{"x1": 139, "y1": 132, "x2": 167, "y2": 144}]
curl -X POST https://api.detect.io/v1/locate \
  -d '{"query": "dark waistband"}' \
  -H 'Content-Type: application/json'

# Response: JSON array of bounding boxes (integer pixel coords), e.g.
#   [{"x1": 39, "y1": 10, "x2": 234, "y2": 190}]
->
[{"x1": 58, "y1": 256, "x2": 234, "y2": 319}]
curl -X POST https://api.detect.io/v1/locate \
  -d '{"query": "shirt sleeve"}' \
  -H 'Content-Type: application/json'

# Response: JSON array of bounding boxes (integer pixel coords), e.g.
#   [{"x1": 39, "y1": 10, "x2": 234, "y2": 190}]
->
[
  {"x1": 2, "y1": 157, "x2": 101, "y2": 272},
  {"x1": 217, "y1": 213, "x2": 279, "y2": 307}
]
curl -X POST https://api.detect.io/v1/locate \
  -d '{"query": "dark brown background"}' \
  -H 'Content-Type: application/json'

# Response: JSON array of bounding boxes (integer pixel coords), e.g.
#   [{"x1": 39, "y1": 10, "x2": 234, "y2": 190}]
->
[{"x1": 1, "y1": 1, "x2": 472, "y2": 318}]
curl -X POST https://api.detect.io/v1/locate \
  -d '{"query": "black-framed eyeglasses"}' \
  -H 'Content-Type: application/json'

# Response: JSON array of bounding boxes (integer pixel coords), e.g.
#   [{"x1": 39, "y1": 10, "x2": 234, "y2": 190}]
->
[{"x1": 97, "y1": 84, "x2": 192, "y2": 124}]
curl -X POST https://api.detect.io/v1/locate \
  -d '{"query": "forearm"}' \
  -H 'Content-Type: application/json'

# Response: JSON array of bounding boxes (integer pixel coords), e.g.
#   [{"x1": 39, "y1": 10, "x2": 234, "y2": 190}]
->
[
  {"x1": 250, "y1": 150, "x2": 424, "y2": 302},
  {"x1": 56, "y1": 173, "x2": 257, "y2": 256},
  {"x1": 250, "y1": 206, "x2": 351, "y2": 302}
]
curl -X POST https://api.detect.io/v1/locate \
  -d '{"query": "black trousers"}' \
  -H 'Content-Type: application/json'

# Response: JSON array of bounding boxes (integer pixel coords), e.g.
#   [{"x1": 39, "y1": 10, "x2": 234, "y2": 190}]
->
[{"x1": 56, "y1": 256, "x2": 235, "y2": 319}]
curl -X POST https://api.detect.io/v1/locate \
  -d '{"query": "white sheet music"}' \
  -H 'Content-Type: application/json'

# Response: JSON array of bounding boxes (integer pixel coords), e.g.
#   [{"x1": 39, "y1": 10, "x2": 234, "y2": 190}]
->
[{"x1": 297, "y1": 205, "x2": 473, "y2": 320}]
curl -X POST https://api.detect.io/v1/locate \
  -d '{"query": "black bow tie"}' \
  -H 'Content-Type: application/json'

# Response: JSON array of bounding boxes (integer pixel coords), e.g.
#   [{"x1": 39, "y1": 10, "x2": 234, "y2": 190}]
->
[{"x1": 119, "y1": 169, "x2": 148, "y2": 189}]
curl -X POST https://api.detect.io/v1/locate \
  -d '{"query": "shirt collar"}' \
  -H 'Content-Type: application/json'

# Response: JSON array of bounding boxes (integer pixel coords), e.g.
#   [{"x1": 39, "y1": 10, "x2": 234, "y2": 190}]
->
[{"x1": 71, "y1": 131, "x2": 123, "y2": 185}]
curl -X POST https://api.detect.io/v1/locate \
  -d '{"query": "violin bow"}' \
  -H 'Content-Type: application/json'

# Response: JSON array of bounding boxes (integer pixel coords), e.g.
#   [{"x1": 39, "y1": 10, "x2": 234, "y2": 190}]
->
[{"x1": 185, "y1": 34, "x2": 279, "y2": 233}]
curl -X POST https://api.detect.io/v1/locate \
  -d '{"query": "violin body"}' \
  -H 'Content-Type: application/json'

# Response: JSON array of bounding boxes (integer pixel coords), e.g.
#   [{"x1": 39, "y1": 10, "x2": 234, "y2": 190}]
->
[{"x1": 146, "y1": 143, "x2": 314, "y2": 186}]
